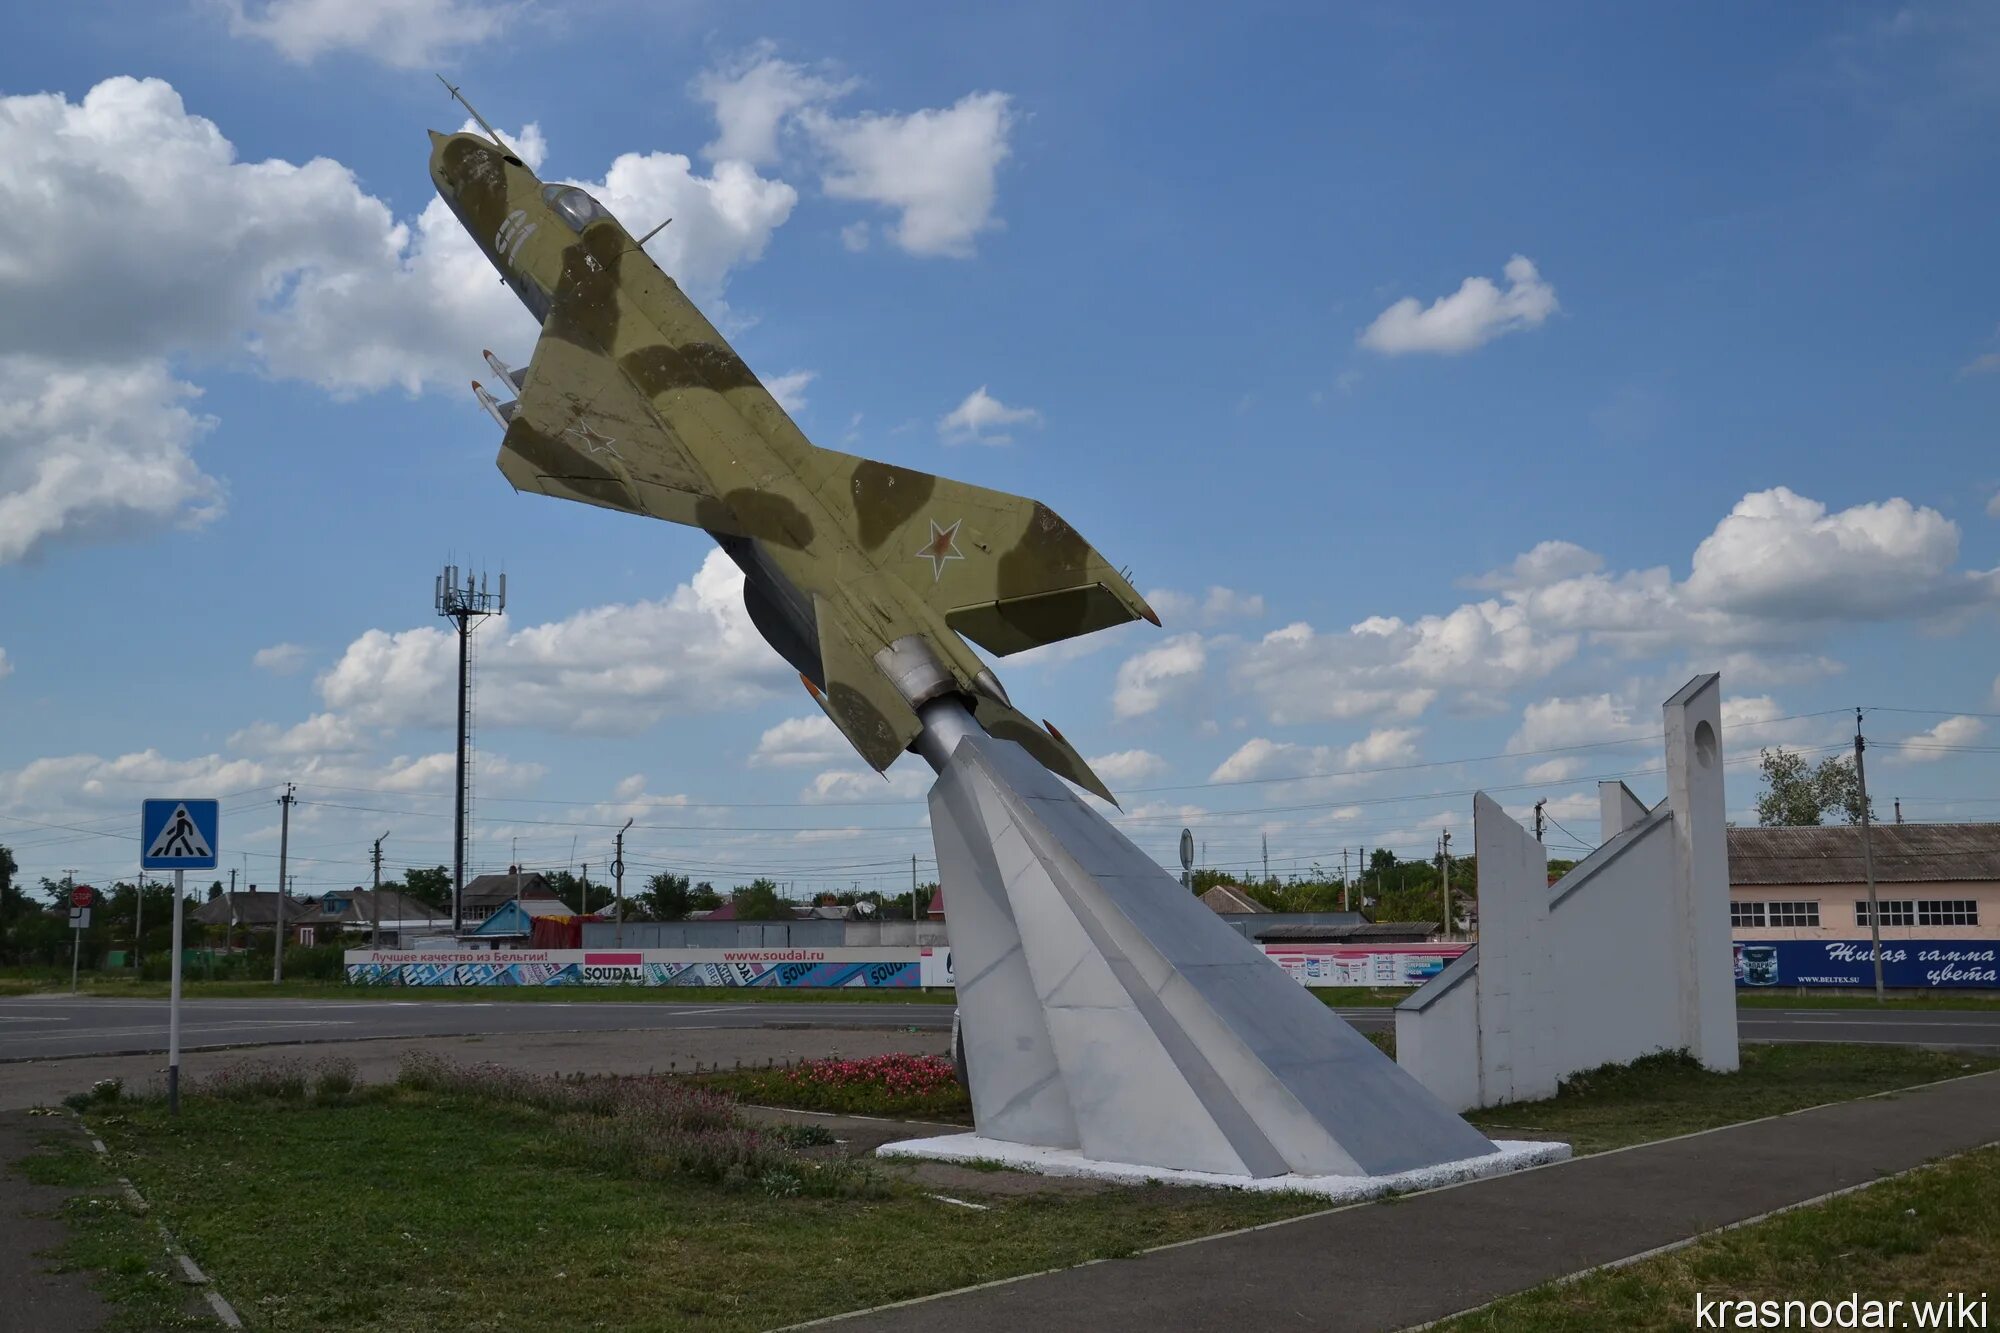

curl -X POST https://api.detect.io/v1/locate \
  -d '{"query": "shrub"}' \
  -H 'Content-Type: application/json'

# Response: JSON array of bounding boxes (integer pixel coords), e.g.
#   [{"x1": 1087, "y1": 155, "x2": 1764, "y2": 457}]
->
[
  {"x1": 395, "y1": 1054, "x2": 885, "y2": 1198},
  {"x1": 185, "y1": 1056, "x2": 313, "y2": 1101},
  {"x1": 704, "y1": 1053, "x2": 970, "y2": 1118}
]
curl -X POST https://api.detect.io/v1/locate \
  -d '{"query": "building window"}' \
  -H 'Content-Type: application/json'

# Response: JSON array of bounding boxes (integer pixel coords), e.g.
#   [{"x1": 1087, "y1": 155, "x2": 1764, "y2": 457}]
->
[
  {"x1": 1916, "y1": 900, "x2": 1979, "y2": 927},
  {"x1": 1768, "y1": 901, "x2": 1820, "y2": 928},
  {"x1": 1731, "y1": 901, "x2": 1766, "y2": 928},
  {"x1": 1855, "y1": 900, "x2": 1915, "y2": 927}
]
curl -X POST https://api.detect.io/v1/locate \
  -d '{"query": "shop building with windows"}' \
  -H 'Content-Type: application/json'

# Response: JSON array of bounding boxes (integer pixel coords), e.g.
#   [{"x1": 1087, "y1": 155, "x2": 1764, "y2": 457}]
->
[{"x1": 1727, "y1": 824, "x2": 1997, "y2": 944}]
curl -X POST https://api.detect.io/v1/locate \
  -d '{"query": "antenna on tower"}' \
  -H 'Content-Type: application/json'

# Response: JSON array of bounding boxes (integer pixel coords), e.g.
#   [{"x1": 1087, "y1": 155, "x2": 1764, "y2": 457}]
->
[{"x1": 436, "y1": 562, "x2": 508, "y2": 935}]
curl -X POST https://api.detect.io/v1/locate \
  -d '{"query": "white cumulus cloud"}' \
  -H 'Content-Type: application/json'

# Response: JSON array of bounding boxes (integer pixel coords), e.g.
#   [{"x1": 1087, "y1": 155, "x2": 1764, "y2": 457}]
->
[
  {"x1": 1897, "y1": 715, "x2": 1986, "y2": 762},
  {"x1": 751, "y1": 715, "x2": 848, "y2": 768},
  {"x1": 1112, "y1": 633, "x2": 1206, "y2": 719},
  {"x1": 1359, "y1": 255, "x2": 1558, "y2": 355},
  {"x1": 938, "y1": 386, "x2": 1042, "y2": 445},
  {"x1": 1089, "y1": 749, "x2": 1169, "y2": 785},
  {"x1": 763, "y1": 370, "x2": 817, "y2": 413},
  {"x1": 252, "y1": 643, "x2": 309, "y2": 676},
  {"x1": 218, "y1": 0, "x2": 512, "y2": 67},
  {"x1": 317, "y1": 550, "x2": 789, "y2": 734},
  {"x1": 692, "y1": 43, "x2": 854, "y2": 166},
  {"x1": 802, "y1": 91, "x2": 1014, "y2": 257}
]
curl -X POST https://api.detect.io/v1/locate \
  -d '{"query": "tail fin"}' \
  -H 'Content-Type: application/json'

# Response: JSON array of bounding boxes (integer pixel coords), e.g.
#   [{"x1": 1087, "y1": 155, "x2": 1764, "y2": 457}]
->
[
  {"x1": 820, "y1": 453, "x2": 1158, "y2": 657},
  {"x1": 970, "y1": 697, "x2": 1118, "y2": 805},
  {"x1": 804, "y1": 595, "x2": 921, "y2": 773}
]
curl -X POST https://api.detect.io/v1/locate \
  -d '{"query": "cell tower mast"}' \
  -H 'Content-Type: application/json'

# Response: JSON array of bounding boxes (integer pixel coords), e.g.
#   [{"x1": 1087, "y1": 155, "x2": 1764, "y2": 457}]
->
[{"x1": 436, "y1": 564, "x2": 505, "y2": 935}]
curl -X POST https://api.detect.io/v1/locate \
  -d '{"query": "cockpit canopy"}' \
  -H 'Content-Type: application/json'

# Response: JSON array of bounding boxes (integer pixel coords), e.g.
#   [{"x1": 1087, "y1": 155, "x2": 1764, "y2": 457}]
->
[{"x1": 542, "y1": 184, "x2": 611, "y2": 232}]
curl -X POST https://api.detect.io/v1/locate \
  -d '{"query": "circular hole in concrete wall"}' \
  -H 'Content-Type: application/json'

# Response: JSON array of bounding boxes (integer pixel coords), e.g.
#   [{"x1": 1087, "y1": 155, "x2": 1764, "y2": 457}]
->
[{"x1": 1694, "y1": 719, "x2": 1717, "y2": 768}]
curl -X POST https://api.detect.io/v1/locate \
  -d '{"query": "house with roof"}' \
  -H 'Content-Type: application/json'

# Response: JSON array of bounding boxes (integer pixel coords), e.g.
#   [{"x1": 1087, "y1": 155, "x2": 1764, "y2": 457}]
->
[
  {"x1": 1727, "y1": 823, "x2": 1998, "y2": 943},
  {"x1": 191, "y1": 888, "x2": 313, "y2": 942},
  {"x1": 460, "y1": 869, "x2": 567, "y2": 924},
  {"x1": 294, "y1": 889, "x2": 449, "y2": 947}
]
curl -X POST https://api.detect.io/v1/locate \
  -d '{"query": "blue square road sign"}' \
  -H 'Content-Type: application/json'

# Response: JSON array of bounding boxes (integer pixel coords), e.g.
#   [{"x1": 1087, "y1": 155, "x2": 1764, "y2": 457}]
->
[{"x1": 142, "y1": 799, "x2": 220, "y2": 871}]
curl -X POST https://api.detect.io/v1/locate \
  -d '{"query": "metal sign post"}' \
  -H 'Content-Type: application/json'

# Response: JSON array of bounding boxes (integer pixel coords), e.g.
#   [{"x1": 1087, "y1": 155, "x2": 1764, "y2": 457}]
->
[
  {"x1": 68, "y1": 882, "x2": 92, "y2": 991},
  {"x1": 142, "y1": 798, "x2": 218, "y2": 1117},
  {"x1": 169, "y1": 869, "x2": 185, "y2": 1113}
]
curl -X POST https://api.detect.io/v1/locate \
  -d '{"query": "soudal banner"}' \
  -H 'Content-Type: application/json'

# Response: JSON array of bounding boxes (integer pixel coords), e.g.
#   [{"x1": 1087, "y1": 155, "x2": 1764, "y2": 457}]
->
[{"x1": 343, "y1": 947, "x2": 921, "y2": 988}]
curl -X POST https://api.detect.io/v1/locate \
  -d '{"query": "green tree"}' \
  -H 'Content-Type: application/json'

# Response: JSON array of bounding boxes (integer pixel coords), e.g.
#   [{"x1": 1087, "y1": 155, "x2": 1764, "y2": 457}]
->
[
  {"x1": 400, "y1": 866, "x2": 452, "y2": 911},
  {"x1": 1755, "y1": 747, "x2": 1874, "y2": 826},
  {"x1": 730, "y1": 878, "x2": 792, "y2": 921},
  {"x1": 638, "y1": 872, "x2": 692, "y2": 921},
  {"x1": 690, "y1": 881, "x2": 722, "y2": 912}
]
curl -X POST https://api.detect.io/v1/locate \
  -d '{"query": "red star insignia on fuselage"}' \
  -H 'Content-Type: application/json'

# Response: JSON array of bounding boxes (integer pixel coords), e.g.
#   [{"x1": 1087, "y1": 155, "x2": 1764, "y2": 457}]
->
[
  {"x1": 915, "y1": 518, "x2": 965, "y2": 582},
  {"x1": 564, "y1": 421, "x2": 621, "y2": 460}
]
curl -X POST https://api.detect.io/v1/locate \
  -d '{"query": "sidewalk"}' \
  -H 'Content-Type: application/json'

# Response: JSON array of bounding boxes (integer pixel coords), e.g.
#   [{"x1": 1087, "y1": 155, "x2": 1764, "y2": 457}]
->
[
  {"x1": 822, "y1": 1070, "x2": 2000, "y2": 1332},
  {"x1": 0, "y1": 1112, "x2": 115, "y2": 1333}
]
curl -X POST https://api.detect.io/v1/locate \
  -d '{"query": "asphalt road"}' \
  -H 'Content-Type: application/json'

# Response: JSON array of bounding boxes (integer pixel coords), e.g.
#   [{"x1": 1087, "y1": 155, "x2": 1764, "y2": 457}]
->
[
  {"x1": 0, "y1": 995, "x2": 953, "y2": 1061},
  {"x1": 1, "y1": 996, "x2": 1996, "y2": 1062}
]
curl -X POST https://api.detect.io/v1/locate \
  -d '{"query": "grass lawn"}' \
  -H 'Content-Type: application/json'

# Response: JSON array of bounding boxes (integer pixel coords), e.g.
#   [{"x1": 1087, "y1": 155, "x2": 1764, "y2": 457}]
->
[
  {"x1": 13, "y1": 1118, "x2": 217, "y2": 1331},
  {"x1": 708, "y1": 1044, "x2": 1995, "y2": 1154},
  {"x1": 1309, "y1": 985, "x2": 1416, "y2": 1007},
  {"x1": 69, "y1": 1072, "x2": 1311, "y2": 1332},
  {"x1": 1465, "y1": 1045, "x2": 1992, "y2": 1155},
  {"x1": 1443, "y1": 1145, "x2": 2000, "y2": 1331}
]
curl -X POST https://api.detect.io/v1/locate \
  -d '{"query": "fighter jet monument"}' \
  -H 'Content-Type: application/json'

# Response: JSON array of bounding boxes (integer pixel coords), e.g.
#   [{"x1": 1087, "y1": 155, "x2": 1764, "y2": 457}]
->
[{"x1": 428, "y1": 93, "x2": 1552, "y2": 1187}]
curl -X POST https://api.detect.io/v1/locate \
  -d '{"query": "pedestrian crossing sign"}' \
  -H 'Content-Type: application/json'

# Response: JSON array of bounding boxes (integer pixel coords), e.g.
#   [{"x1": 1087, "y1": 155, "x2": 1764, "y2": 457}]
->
[{"x1": 141, "y1": 798, "x2": 220, "y2": 870}]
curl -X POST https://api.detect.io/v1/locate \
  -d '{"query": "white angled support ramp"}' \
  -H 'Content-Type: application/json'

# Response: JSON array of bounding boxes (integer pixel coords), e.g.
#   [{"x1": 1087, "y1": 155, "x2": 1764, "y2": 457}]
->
[{"x1": 931, "y1": 728, "x2": 1498, "y2": 1178}]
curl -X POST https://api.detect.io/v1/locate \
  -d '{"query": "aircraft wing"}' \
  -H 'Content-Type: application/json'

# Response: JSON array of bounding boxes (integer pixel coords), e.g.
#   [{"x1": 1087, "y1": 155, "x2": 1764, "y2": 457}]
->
[
  {"x1": 491, "y1": 318, "x2": 755, "y2": 535},
  {"x1": 813, "y1": 454, "x2": 1158, "y2": 656}
]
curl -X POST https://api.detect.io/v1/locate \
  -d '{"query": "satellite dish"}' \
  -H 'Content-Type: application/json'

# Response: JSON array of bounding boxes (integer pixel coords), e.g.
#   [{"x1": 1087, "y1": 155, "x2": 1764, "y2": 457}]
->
[
  {"x1": 1179, "y1": 827, "x2": 1194, "y2": 873},
  {"x1": 856, "y1": 900, "x2": 876, "y2": 917}
]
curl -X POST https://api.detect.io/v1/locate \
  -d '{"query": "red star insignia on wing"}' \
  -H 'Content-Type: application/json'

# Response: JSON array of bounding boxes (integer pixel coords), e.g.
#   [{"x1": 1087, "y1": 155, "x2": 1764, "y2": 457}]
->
[{"x1": 914, "y1": 518, "x2": 965, "y2": 582}]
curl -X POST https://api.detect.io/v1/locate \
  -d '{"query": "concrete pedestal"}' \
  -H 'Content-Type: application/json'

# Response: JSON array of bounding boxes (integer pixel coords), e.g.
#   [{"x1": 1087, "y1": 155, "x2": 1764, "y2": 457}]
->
[{"x1": 922, "y1": 730, "x2": 1500, "y2": 1179}]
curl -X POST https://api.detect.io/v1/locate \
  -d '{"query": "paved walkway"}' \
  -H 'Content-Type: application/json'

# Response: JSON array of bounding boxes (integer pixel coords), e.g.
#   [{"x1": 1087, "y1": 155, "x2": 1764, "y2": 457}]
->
[
  {"x1": 0, "y1": 1112, "x2": 116, "y2": 1333},
  {"x1": 825, "y1": 1070, "x2": 2000, "y2": 1332}
]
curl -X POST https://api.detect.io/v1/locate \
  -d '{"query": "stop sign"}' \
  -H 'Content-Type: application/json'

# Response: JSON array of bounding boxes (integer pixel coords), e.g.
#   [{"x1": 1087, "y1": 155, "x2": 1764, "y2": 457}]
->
[{"x1": 70, "y1": 884, "x2": 92, "y2": 908}]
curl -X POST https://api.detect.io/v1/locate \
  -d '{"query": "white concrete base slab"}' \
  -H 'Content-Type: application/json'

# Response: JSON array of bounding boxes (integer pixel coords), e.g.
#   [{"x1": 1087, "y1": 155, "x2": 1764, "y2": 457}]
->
[{"x1": 876, "y1": 1134, "x2": 1570, "y2": 1202}]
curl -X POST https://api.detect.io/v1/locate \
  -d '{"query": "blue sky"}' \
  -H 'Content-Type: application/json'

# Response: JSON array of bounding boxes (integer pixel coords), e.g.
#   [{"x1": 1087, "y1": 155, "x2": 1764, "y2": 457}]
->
[{"x1": 2, "y1": 1, "x2": 1997, "y2": 897}]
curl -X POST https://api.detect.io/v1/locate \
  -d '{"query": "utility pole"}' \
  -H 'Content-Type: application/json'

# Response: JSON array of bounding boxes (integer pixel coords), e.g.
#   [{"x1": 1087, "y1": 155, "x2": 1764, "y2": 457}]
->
[
  {"x1": 1262, "y1": 833, "x2": 1270, "y2": 886},
  {"x1": 226, "y1": 868, "x2": 236, "y2": 954},
  {"x1": 274, "y1": 783, "x2": 294, "y2": 983},
  {"x1": 579, "y1": 863, "x2": 589, "y2": 916},
  {"x1": 133, "y1": 869, "x2": 145, "y2": 971},
  {"x1": 614, "y1": 818, "x2": 632, "y2": 947},
  {"x1": 436, "y1": 564, "x2": 505, "y2": 935},
  {"x1": 1439, "y1": 830, "x2": 1453, "y2": 942},
  {"x1": 911, "y1": 854, "x2": 919, "y2": 925},
  {"x1": 1854, "y1": 709, "x2": 1885, "y2": 1002},
  {"x1": 1533, "y1": 799, "x2": 1546, "y2": 844},
  {"x1": 1341, "y1": 848, "x2": 1350, "y2": 912},
  {"x1": 371, "y1": 832, "x2": 389, "y2": 949},
  {"x1": 1894, "y1": 798, "x2": 1902, "y2": 825}
]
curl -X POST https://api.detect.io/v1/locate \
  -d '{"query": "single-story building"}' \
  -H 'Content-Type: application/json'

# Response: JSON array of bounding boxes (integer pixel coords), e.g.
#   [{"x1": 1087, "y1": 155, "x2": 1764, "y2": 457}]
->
[
  {"x1": 294, "y1": 889, "x2": 448, "y2": 947},
  {"x1": 1728, "y1": 823, "x2": 1997, "y2": 942},
  {"x1": 461, "y1": 869, "x2": 567, "y2": 923},
  {"x1": 191, "y1": 889, "x2": 313, "y2": 941},
  {"x1": 1199, "y1": 884, "x2": 1271, "y2": 915}
]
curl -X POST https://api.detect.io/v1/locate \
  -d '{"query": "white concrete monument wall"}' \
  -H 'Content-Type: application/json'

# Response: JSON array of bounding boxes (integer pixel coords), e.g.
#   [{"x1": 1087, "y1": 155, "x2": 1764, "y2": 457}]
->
[
  {"x1": 934, "y1": 730, "x2": 1502, "y2": 1178},
  {"x1": 1396, "y1": 672, "x2": 1740, "y2": 1111}
]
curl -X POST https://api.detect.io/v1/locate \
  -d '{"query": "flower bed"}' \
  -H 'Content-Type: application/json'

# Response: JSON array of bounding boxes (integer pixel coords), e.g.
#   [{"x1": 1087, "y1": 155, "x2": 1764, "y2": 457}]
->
[{"x1": 702, "y1": 1053, "x2": 972, "y2": 1120}]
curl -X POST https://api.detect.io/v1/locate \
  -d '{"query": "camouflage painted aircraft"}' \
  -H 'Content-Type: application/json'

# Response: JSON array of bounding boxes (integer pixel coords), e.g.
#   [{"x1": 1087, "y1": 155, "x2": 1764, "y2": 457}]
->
[{"x1": 427, "y1": 96, "x2": 1157, "y2": 802}]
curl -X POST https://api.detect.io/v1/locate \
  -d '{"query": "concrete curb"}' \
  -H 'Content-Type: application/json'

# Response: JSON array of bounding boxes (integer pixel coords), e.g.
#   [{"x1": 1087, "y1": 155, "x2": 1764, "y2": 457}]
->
[{"x1": 76, "y1": 1114, "x2": 243, "y2": 1329}]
